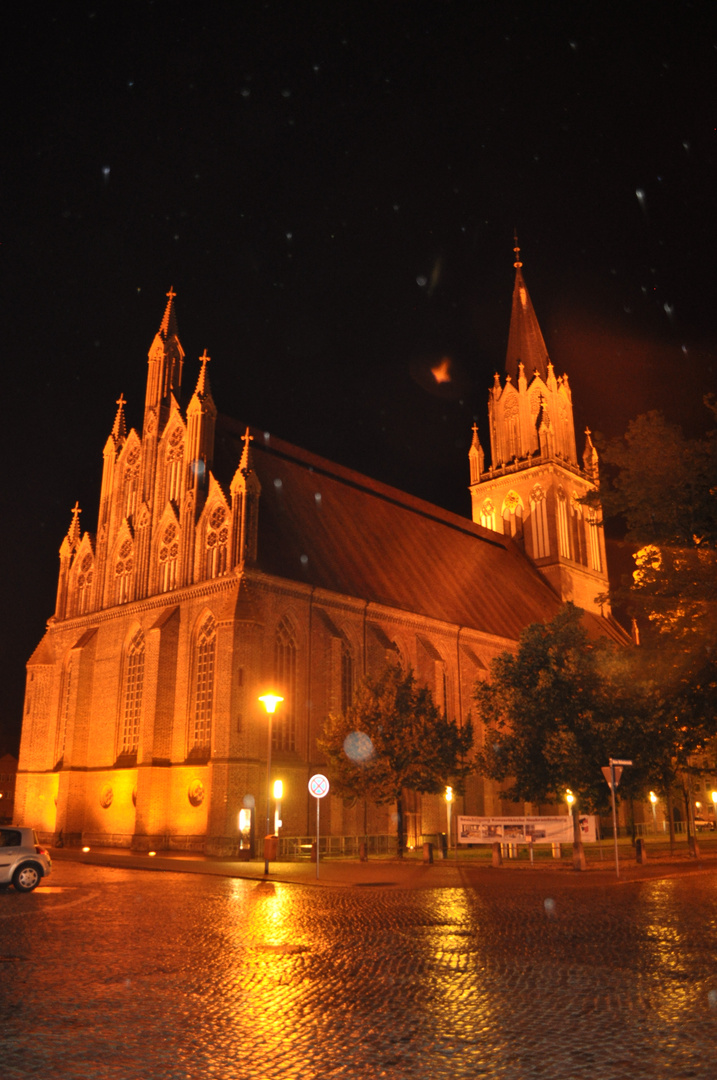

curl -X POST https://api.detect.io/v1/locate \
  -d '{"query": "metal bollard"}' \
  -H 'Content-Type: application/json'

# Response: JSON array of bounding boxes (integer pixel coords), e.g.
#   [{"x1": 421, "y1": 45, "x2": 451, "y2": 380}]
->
[{"x1": 422, "y1": 842, "x2": 433, "y2": 864}]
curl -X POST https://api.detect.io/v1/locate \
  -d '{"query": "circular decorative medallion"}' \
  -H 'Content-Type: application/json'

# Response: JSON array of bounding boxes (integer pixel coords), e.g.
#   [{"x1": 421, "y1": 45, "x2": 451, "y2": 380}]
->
[
  {"x1": 188, "y1": 780, "x2": 205, "y2": 807},
  {"x1": 210, "y1": 505, "x2": 226, "y2": 529},
  {"x1": 100, "y1": 784, "x2": 114, "y2": 809}
]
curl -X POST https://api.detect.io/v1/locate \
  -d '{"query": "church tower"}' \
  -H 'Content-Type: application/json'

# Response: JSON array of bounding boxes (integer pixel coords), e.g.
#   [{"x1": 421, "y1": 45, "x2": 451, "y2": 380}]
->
[{"x1": 469, "y1": 240, "x2": 609, "y2": 614}]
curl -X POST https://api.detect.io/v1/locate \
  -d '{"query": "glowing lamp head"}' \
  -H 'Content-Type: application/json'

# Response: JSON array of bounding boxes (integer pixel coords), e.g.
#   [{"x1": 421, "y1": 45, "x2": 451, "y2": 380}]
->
[
  {"x1": 566, "y1": 789, "x2": 575, "y2": 806},
  {"x1": 273, "y1": 780, "x2": 283, "y2": 800},
  {"x1": 712, "y1": 790, "x2": 717, "y2": 806},
  {"x1": 259, "y1": 693, "x2": 284, "y2": 714},
  {"x1": 649, "y1": 791, "x2": 657, "y2": 804},
  {"x1": 82, "y1": 846, "x2": 90, "y2": 853},
  {"x1": 445, "y1": 786, "x2": 453, "y2": 803}
]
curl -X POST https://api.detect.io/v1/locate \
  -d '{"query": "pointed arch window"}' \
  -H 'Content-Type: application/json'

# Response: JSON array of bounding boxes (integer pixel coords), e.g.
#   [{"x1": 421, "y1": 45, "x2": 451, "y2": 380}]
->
[
  {"x1": 556, "y1": 488, "x2": 571, "y2": 559},
  {"x1": 123, "y1": 446, "x2": 141, "y2": 521},
  {"x1": 587, "y1": 510, "x2": 602, "y2": 572},
  {"x1": 166, "y1": 427, "x2": 184, "y2": 504},
  {"x1": 115, "y1": 539, "x2": 134, "y2": 604},
  {"x1": 192, "y1": 615, "x2": 216, "y2": 751},
  {"x1": 529, "y1": 486, "x2": 550, "y2": 559},
  {"x1": 76, "y1": 553, "x2": 94, "y2": 616},
  {"x1": 55, "y1": 656, "x2": 74, "y2": 764},
  {"x1": 502, "y1": 491, "x2": 523, "y2": 539},
  {"x1": 503, "y1": 397, "x2": 520, "y2": 461},
  {"x1": 274, "y1": 617, "x2": 297, "y2": 752},
  {"x1": 205, "y1": 505, "x2": 229, "y2": 579},
  {"x1": 479, "y1": 499, "x2": 496, "y2": 532},
  {"x1": 340, "y1": 636, "x2": 354, "y2": 714},
  {"x1": 159, "y1": 523, "x2": 179, "y2": 592},
  {"x1": 120, "y1": 630, "x2": 145, "y2": 756}
]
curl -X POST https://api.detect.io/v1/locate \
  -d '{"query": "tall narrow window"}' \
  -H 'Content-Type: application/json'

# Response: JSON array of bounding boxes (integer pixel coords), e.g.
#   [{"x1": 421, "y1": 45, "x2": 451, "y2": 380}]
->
[
  {"x1": 587, "y1": 511, "x2": 602, "y2": 571},
  {"x1": 479, "y1": 499, "x2": 496, "y2": 531},
  {"x1": 115, "y1": 539, "x2": 134, "y2": 604},
  {"x1": 76, "y1": 553, "x2": 94, "y2": 615},
  {"x1": 340, "y1": 637, "x2": 354, "y2": 714},
  {"x1": 121, "y1": 630, "x2": 145, "y2": 755},
  {"x1": 159, "y1": 523, "x2": 179, "y2": 592},
  {"x1": 205, "y1": 505, "x2": 229, "y2": 579},
  {"x1": 123, "y1": 446, "x2": 141, "y2": 521},
  {"x1": 192, "y1": 615, "x2": 216, "y2": 750},
  {"x1": 56, "y1": 657, "x2": 74, "y2": 763},
  {"x1": 530, "y1": 486, "x2": 550, "y2": 558},
  {"x1": 557, "y1": 489, "x2": 571, "y2": 559},
  {"x1": 274, "y1": 617, "x2": 297, "y2": 751},
  {"x1": 166, "y1": 428, "x2": 184, "y2": 504}
]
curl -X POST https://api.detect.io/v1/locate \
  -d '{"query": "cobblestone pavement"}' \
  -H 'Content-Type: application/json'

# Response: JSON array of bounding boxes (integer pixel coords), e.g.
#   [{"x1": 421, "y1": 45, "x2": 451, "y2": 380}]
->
[{"x1": 2, "y1": 861, "x2": 717, "y2": 1080}]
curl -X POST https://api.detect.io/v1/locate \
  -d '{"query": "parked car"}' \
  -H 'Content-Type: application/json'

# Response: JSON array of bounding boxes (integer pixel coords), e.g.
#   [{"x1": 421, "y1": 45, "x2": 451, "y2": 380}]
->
[
  {"x1": 693, "y1": 817, "x2": 716, "y2": 832},
  {"x1": 0, "y1": 827, "x2": 52, "y2": 892}
]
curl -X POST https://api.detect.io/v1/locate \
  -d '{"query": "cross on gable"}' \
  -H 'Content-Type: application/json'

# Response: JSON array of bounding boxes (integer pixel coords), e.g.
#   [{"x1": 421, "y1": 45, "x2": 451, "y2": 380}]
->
[
  {"x1": 241, "y1": 427, "x2": 254, "y2": 447},
  {"x1": 199, "y1": 348, "x2": 211, "y2": 366},
  {"x1": 116, "y1": 393, "x2": 126, "y2": 410},
  {"x1": 166, "y1": 287, "x2": 176, "y2": 303},
  {"x1": 71, "y1": 501, "x2": 81, "y2": 519}
]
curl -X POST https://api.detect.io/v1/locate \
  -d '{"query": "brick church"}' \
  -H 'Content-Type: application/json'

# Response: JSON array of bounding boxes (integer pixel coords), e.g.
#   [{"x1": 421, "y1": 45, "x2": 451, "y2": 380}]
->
[{"x1": 16, "y1": 245, "x2": 626, "y2": 852}]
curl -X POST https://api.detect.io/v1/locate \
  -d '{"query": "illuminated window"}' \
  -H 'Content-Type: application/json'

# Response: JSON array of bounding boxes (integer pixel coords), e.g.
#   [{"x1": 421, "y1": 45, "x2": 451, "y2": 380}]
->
[
  {"x1": 76, "y1": 552, "x2": 94, "y2": 615},
  {"x1": 273, "y1": 617, "x2": 297, "y2": 751},
  {"x1": 341, "y1": 637, "x2": 354, "y2": 714},
  {"x1": 557, "y1": 488, "x2": 571, "y2": 559},
  {"x1": 502, "y1": 491, "x2": 523, "y2": 539},
  {"x1": 192, "y1": 615, "x2": 216, "y2": 750},
  {"x1": 529, "y1": 486, "x2": 549, "y2": 558},
  {"x1": 158, "y1": 523, "x2": 179, "y2": 592},
  {"x1": 123, "y1": 446, "x2": 141, "y2": 521},
  {"x1": 115, "y1": 539, "x2": 134, "y2": 604},
  {"x1": 166, "y1": 428, "x2": 184, "y2": 504},
  {"x1": 120, "y1": 630, "x2": 145, "y2": 755},
  {"x1": 503, "y1": 397, "x2": 519, "y2": 460},
  {"x1": 56, "y1": 657, "x2": 74, "y2": 763},
  {"x1": 587, "y1": 510, "x2": 602, "y2": 571},
  {"x1": 479, "y1": 499, "x2": 496, "y2": 531},
  {"x1": 205, "y1": 504, "x2": 229, "y2": 579}
]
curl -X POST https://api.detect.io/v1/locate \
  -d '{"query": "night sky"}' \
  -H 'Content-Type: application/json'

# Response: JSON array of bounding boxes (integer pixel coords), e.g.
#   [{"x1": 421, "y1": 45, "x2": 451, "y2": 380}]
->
[{"x1": 2, "y1": 2, "x2": 716, "y2": 753}]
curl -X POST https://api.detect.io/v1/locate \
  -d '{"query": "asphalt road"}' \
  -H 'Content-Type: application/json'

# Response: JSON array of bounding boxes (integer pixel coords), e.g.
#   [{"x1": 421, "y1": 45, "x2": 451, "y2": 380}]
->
[{"x1": 2, "y1": 860, "x2": 717, "y2": 1079}]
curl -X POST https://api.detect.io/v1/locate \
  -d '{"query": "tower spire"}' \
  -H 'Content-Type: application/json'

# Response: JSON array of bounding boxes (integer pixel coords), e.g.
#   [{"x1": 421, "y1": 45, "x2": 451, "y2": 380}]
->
[
  {"x1": 505, "y1": 237, "x2": 550, "y2": 383},
  {"x1": 111, "y1": 393, "x2": 127, "y2": 444},
  {"x1": 159, "y1": 286, "x2": 179, "y2": 340}
]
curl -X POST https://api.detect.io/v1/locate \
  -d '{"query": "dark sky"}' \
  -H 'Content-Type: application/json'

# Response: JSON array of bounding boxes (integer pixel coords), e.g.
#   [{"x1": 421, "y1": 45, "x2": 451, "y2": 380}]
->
[{"x1": 2, "y1": 2, "x2": 716, "y2": 753}]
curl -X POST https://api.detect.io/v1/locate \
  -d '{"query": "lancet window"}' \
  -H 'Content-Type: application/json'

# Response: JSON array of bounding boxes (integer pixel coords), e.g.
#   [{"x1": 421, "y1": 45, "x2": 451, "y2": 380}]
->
[
  {"x1": 192, "y1": 615, "x2": 216, "y2": 751},
  {"x1": 123, "y1": 446, "x2": 141, "y2": 521},
  {"x1": 587, "y1": 510, "x2": 602, "y2": 572},
  {"x1": 479, "y1": 499, "x2": 496, "y2": 531},
  {"x1": 502, "y1": 491, "x2": 523, "y2": 539},
  {"x1": 55, "y1": 656, "x2": 74, "y2": 763},
  {"x1": 529, "y1": 486, "x2": 550, "y2": 559},
  {"x1": 273, "y1": 617, "x2": 297, "y2": 752},
  {"x1": 205, "y1": 505, "x2": 229, "y2": 579},
  {"x1": 166, "y1": 428, "x2": 184, "y2": 505},
  {"x1": 76, "y1": 553, "x2": 94, "y2": 615},
  {"x1": 556, "y1": 488, "x2": 571, "y2": 559},
  {"x1": 159, "y1": 523, "x2": 179, "y2": 592},
  {"x1": 120, "y1": 630, "x2": 145, "y2": 756},
  {"x1": 340, "y1": 636, "x2": 354, "y2": 714},
  {"x1": 115, "y1": 539, "x2": 134, "y2": 604}
]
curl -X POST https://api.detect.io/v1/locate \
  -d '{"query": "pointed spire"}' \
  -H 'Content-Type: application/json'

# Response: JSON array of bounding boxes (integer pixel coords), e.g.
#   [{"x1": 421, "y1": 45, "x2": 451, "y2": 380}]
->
[
  {"x1": 111, "y1": 393, "x2": 127, "y2": 444},
  {"x1": 505, "y1": 236, "x2": 550, "y2": 383},
  {"x1": 240, "y1": 427, "x2": 255, "y2": 472},
  {"x1": 159, "y1": 286, "x2": 179, "y2": 340},
  {"x1": 468, "y1": 423, "x2": 485, "y2": 483},
  {"x1": 194, "y1": 348, "x2": 212, "y2": 400},
  {"x1": 67, "y1": 501, "x2": 82, "y2": 547},
  {"x1": 583, "y1": 427, "x2": 599, "y2": 483}
]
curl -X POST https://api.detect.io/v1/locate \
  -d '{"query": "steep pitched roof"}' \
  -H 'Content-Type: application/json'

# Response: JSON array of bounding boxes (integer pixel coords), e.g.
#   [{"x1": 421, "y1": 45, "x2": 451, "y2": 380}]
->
[{"x1": 216, "y1": 417, "x2": 571, "y2": 642}]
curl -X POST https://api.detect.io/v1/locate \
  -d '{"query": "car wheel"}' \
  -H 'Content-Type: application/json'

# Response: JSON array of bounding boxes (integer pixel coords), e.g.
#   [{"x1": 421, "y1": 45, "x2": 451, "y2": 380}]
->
[{"x1": 12, "y1": 863, "x2": 43, "y2": 893}]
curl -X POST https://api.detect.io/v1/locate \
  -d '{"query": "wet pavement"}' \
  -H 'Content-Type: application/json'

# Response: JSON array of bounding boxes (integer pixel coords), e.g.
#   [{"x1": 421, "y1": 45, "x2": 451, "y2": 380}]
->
[{"x1": 2, "y1": 858, "x2": 717, "y2": 1079}]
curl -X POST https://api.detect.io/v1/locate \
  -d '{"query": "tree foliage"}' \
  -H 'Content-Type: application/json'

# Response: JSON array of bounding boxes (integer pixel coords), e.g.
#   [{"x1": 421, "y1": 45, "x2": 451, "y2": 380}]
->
[
  {"x1": 474, "y1": 605, "x2": 642, "y2": 814},
  {"x1": 317, "y1": 663, "x2": 473, "y2": 857}
]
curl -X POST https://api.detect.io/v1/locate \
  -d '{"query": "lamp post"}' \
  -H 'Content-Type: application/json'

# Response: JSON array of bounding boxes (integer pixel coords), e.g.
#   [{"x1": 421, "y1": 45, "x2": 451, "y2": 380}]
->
[
  {"x1": 259, "y1": 693, "x2": 284, "y2": 875},
  {"x1": 445, "y1": 786, "x2": 453, "y2": 852},
  {"x1": 649, "y1": 791, "x2": 658, "y2": 831}
]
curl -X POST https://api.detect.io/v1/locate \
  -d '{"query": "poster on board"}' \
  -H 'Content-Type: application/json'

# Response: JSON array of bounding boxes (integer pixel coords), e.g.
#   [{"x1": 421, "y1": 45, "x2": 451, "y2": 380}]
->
[{"x1": 457, "y1": 815, "x2": 597, "y2": 845}]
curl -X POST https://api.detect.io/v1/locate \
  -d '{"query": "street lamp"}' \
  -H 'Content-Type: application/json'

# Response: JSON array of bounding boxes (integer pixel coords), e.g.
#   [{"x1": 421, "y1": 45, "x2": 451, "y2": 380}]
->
[
  {"x1": 259, "y1": 693, "x2": 284, "y2": 875},
  {"x1": 649, "y1": 791, "x2": 658, "y2": 831},
  {"x1": 273, "y1": 779, "x2": 283, "y2": 834},
  {"x1": 566, "y1": 789, "x2": 575, "y2": 809},
  {"x1": 445, "y1": 786, "x2": 453, "y2": 852}
]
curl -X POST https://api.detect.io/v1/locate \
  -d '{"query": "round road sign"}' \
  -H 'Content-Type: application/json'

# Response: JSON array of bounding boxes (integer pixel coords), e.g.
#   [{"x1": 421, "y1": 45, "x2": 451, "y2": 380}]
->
[{"x1": 308, "y1": 773, "x2": 330, "y2": 799}]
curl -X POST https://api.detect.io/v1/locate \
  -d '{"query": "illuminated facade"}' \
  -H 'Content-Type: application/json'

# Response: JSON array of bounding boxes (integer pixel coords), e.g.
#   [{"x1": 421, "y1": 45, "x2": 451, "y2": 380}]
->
[{"x1": 16, "y1": 268, "x2": 622, "y2": 852}]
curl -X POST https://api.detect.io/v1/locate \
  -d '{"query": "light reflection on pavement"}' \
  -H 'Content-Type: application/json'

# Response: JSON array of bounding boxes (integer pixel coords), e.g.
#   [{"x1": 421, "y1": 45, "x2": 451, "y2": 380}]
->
[{"x1": 1, "y1": 861, "x2": 717, "y2": 1079}]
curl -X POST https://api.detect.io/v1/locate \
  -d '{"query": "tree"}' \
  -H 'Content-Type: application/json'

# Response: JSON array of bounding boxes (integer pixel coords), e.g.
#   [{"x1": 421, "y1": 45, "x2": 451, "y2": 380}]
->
[
  {"x1": 474, "y1": 605, "x2": 643, "y2": 867},
  {"x1": 317, "y1": 663, "x2": 473, "y2": 858},
  {"x1": 593, "y1": 410, "x2": 717, "y2": 840}
]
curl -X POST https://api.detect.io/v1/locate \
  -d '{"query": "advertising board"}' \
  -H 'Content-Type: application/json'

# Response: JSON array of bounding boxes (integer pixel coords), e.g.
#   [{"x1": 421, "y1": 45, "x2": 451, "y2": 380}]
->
[{"x1": 457, "y1": 815, "x2": 597, "y2": 845}]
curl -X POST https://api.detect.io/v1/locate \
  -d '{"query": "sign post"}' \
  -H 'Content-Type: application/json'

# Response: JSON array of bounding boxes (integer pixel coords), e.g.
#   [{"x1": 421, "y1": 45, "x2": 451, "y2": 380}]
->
[
  {"x1": 602, "y1": 759, "x2": 632, "y2": 878},
  {"x1": 308, "y1": 773, "x2": 330, "y2": 879}
]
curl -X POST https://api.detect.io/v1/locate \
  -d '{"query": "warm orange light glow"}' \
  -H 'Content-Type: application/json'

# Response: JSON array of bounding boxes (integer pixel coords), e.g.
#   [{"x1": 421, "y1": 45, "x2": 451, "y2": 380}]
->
[
  {"x1": 148, "y1": 850, "x2": 156, "y2": 857},
  {"x1": 445, "y1": 786, "x2": 453, "y2": 803},
  {"x1": 273, "y1": 780, "x2": 284, "y2": 800},
  {"x1": 566, "y1": 789, "x2": 575, "y2": 806},
  {"x1": 431, "y1": 357, "x2": 452, "y2": 384},
  {"x1": 649, "y1": 791, "x2": 657, "y2": 804},
  {"x1": 259, "y1": 693, "x2": 284, "y2": 714},
  {"x1": 82, "y1": 846, "x2": 90, "y2": 852}
]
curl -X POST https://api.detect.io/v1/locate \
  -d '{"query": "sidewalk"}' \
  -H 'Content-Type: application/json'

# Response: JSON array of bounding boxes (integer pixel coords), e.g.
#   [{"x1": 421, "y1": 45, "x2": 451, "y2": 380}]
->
[{"x1": 49, "y1": 844, "x2": 717, "y2": 889}]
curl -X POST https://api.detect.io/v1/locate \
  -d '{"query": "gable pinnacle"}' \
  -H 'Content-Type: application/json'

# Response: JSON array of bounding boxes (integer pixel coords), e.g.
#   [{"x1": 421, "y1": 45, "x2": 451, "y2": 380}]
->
[
  {"x1": 111, "y1": 392, "x2": 127, "y2": 443},
  {"x1": 240, "y1": 426, "x2": 254, "y2": 471},
  {"x1": 195, "y1": 348, "x2": 212, "y2": 397},
  {"x1": 68, "y1": 501, "x2": 82, "y2": 545}
]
